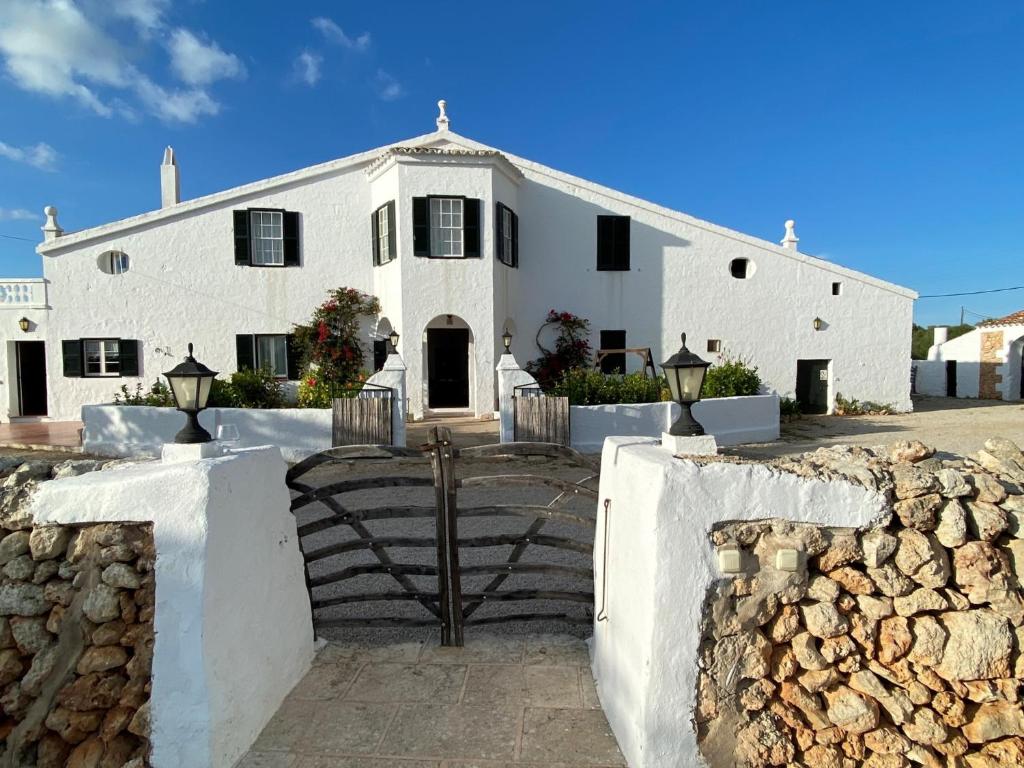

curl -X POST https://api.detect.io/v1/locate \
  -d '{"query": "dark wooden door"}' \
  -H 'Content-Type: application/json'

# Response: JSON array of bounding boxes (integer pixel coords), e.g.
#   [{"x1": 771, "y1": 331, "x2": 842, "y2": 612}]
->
[
  {"x1": 946, "y1": 361, "x2": 958, "y2": 397},
  {"x1": 427, "y1": 329, "x2": 469, "y2": 408},
  {"x1": 16, "y1": 341, "x2": 47, "y2": 417},
  {"x1": 795, "y1": 359, "x2": 830, "y2": 414}
]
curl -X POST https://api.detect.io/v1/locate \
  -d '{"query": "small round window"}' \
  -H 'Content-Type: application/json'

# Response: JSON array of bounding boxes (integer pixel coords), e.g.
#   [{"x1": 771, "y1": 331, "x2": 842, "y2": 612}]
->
[
  {"x1": 729, "y1": 258, "x2": 755, "y2": 279},
  {"x1": 98, "y1": 250, "x2": 129, "y2": 275}
]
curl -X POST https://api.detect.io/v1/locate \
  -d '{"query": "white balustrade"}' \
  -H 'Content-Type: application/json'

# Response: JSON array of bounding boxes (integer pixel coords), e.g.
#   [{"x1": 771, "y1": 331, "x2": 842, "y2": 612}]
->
[{"x1": 0, "y1": 280, "x2": 46, "y2": 308}]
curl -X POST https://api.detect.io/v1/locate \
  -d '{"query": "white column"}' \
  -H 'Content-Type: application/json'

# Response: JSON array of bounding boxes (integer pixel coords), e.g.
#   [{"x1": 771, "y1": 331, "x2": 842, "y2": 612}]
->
[
  {"x1": 365, "y1": 352, "x2": 408, "y2": 446},
  {"x1": 31, "y1": 447, "x2": 314, "y2": 768},
  {"x1": 496, "y1": 352, "x2": 538, "y2": 443}
]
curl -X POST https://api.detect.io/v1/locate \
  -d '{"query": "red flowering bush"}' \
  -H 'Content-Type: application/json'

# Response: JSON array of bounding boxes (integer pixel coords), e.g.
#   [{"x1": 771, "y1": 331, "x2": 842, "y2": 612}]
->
[
  {"x1": 292, "y1": 287, "x2": 381, "y2": 396},
  {"x1": 526, "y1": 309, "x2": 592, "y2": 383}
]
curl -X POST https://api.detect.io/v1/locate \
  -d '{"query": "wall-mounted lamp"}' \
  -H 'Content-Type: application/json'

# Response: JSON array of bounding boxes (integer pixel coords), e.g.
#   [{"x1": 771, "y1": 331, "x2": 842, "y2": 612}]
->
[
  {"x1": 17, "y1": 317, "x2": 30, "y2": 333},
  {"x1": 813, "y1": 317, "x2": 824, "y2": 331},
  {"x1": 388, "y1": 329, "x2": 400, "y2": 352},
  {"x1": 502, "y1": 328, "x2": 513, "y2": 352}
]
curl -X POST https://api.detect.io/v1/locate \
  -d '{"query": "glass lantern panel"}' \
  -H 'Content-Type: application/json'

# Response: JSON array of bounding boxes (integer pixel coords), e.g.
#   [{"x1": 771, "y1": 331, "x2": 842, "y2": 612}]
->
[
  {"x1": 197, "y1": 376, "x2": 213, "y2": 409},
  {"x1": 676, "y1": 366, "x2": 706, "y2": 402},
  {"x1": 170, "y1": 376, "x2": 200, "y2": 410}
]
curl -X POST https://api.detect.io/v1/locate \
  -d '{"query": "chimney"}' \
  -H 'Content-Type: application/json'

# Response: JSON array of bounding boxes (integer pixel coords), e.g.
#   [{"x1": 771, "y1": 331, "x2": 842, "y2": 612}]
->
[
  {"x1": 42, "y1": 206, "x2": 63, "y2": 242},
  {"x1": 161, "y1": 146, "x2": 180, "y2": 208},
  {"x1": 780, "y1": 219, "x2": 799, "y2": 251},
  {"x1": 933, "y1": 327, "x2": 948, "y2": 346}
]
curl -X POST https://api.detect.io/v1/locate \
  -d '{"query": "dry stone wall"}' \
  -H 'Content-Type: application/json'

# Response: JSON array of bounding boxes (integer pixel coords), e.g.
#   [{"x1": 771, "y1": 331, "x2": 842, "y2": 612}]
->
[
  {"x1": 0, "y1": 458, "x2": 153, "y2": 768},
  {"x1": 696, "y1": 438, "x2": 1024, "y2": 768}
]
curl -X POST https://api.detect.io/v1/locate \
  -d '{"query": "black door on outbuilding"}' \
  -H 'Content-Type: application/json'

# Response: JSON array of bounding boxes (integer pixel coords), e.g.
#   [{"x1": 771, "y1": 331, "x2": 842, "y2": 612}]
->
[
  {"x1": 427, "y1": 328, "x2": 470, "y2": 408},
  {"x1": 16, "y1": 341, "x2": 47, "y2": 417},
  {"x1": 795, "y1": 359, "x2": 830, "y2": 414},
  {"x1": 946, "y1": 361, "x2": 958, "y2": 397}
]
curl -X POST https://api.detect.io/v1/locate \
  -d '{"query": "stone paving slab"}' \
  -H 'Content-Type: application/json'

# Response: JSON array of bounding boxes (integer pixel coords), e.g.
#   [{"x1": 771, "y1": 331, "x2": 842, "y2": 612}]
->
[{"x1": 237, "y1": 634, "x2": 623, "y2": 768}]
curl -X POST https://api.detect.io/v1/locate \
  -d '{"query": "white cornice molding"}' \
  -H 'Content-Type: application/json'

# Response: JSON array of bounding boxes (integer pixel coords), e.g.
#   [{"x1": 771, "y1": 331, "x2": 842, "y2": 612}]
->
[{"x1": 364, "y1": 146, "x2": 524, "y2": 184}]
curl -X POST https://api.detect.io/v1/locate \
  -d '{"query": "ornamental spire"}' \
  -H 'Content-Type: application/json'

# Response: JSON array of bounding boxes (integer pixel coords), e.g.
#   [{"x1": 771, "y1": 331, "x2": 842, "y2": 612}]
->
[{"x1": 436, "y1": 99, "x2": 450, "y2": 130}]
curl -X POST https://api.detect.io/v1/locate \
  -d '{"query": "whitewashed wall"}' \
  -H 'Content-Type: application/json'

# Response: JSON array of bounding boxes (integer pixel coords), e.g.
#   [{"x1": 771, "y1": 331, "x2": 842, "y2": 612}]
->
[
  {"x1": 0, "y1": 280, "x2": 49, "y2": 421},
  {"x1": 32, "y1": 128, "x2": 915, "y2": 422},
  {"x1": 923, "y1": 325, "x2": 1024, "y2": 400},
  {"x1": 913, "y1": 359, "x2": 948, "y2": 396},
  {"x1": 31, "y1": 446, "x2": 314, "y2": 768},
  {"x1": 591, "y1": 439, "x2": 887, "y2": 768}
]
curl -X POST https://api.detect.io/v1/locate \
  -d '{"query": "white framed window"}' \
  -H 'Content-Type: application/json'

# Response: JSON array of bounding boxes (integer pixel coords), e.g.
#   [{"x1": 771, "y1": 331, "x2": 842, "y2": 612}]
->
[
  {"x1": 502, "y1": 207, "x2": 513, "y2": 263},
  {"x1": 429, "y1": 197, "x2": 463, "y2": 257},
  {"x1": 110, "y1": 251, "x2": 129, "y2": 274},
  {"x1": 377, "y1": 205, "x2": 390, "y2": 261},
  {"x1": 256, "y1": 334, "x2": 288, "y2": 378},
  {"x1": 83, "y1": 339, "x2": 120, "y2": 377},
  {"x1": 251, "y1": 210, "x2": 284, "y2": 266}
]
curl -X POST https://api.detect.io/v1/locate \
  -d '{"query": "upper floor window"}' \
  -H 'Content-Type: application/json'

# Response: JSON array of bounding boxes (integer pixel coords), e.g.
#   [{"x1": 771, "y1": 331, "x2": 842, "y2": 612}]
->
[
  {"x1": 596, "y1": 215, "x2": 630, "y2": 271},
  {"x1": 412, "y1": 196, "x2": 480, "y2": 258},
  {"x1": 730, "y1": 258, "x2": 755, "y2": 279},
  {"x1": 98, "y1": 250, "x2": 130, "y2": 275},
  {"x1": 236, "y1": 333, "x2": 299, "y2": 380},
  {"x1": 496, "y1": 202, "x2": 518, "y2": 267},
  {"x1": 372, "y1": 201, "x2": 396, "y2": 266},
  {"x1": 233, "y1": 209, "x2": 301, "y2": 267},
  {"x1": 61, "y1": 338, "x2": 140, "y2": 378}
]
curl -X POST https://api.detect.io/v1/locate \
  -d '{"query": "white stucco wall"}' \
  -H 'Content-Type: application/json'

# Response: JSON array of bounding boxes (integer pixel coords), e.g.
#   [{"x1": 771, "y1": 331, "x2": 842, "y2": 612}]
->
[
  {"x1": 0, "y1": 280, "x2": 50, "y2": 421},
  {"x1": 913, "y1": 359, "x2": 948, "y2": 396},
  {"x1": 591, "y1": 439, "x2": 887, "y2": 768},
  {"x1": 922, "y1": 324, "x2": 1024, "y2": 400},
  {"x1": 30, "y1": 446, "x2": 313, "y2": 768},
  {"x1": 28, "y1": 128, "x2": 915, "y2": 422},
  {"x1": 82, "y1": 404, "x2": 333, "y2": 461}
]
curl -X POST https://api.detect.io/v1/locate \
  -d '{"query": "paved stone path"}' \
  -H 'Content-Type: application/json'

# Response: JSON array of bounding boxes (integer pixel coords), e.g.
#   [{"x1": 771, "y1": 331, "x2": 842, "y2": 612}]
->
[{"x1": 238, "y1": 633, "x2": 624, "y2": 767}]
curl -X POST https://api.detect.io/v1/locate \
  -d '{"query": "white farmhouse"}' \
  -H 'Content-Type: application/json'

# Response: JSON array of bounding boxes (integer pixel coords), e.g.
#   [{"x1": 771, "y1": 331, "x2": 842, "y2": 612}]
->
[
  {"x1": 0, "y1": 102, "x2": 916, "y2": 423},
  {"x1": 915, "y1": 311, "x2": 1024, "y2": 401}
]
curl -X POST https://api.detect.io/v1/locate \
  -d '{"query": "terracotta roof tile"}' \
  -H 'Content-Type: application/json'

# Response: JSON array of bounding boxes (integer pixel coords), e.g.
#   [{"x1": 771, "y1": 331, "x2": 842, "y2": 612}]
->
[{"x1": 978, "y1": 309, "x2": 1024, "y2": 327}]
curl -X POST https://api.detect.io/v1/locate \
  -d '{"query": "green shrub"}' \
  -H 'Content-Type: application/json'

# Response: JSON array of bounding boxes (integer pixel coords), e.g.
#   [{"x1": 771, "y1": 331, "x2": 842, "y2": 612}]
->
[
  {"x1": 834, "y1": 393, "x2": 896, "y2": 416},
  {"x1": 547, "y1": 368, "x2": 668, "y2": 406},
  {"x1": 112, "y1": 381, "x2": 175, "y2": 407},
  {"x1": 296, "y1": 369, "x2": 371, "y2": 408},
  {"x1": 702, "y1": 358, "x2": 761, "y2": 399},
  {"x1": 779, "y1": 396, "x2": 802, "y2": 418},
  {"x1": 208, "y1": 367, "x2": 286, "y2": 409}
]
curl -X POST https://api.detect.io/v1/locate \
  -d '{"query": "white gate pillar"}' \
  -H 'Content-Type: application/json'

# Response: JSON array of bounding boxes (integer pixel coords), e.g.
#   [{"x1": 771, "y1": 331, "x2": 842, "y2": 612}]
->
[
  {"x1": 496, "y1": 353, "x2": 538, "y2": 443},
  {"x1": 366, "y1": 352, "x2": 408, "y2": 446}
]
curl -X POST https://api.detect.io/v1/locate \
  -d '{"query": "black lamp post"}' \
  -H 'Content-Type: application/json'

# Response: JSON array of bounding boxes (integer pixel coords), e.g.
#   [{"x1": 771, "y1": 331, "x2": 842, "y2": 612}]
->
[
  {"x1": 660, "y1": 333, "x2": 711, "y2": 436},
  {"x1": 502, "y1": 328, "x2": 513, "y2": 353},
  {"x1": 163, "y1": 343, "x2": 218, "y2": 444}
]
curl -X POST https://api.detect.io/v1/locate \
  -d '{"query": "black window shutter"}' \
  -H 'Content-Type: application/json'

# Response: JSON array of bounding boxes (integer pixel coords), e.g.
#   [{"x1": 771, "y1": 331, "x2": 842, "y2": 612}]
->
[
  {"x1": 386, "y1": 201, "x2": 396, "y2": 260},
  {"x1": 233, "y1": 210, "x2": 250, "y2": 265},
  {"x1": 615, "y1": 216, "x2": 630, "y2": 270},
  {"x1": 495, "y1": 203, "x2": 505, "y2": 262},
  {"x1": 285, "y1": 334, "x2": 301, "y2": 380},
  {"x1": 61, "y1": 340, "x2": 83, "y2": 378},
  {"x1": 511, "y1": 211, "x2": 519, "y2": 267},
  {"x1": 597, "y1": 216, "x2": 614, "y2": 270},
  {"x1": 412, "y1": 197, "x2": 429, "y2": 256},
  {"x1": 282, "y1": 211, "x2": 300, "y2": 266},
  {"x1": 235, "y1": 334, "x2": 255, "y2": 371},
  {"x1": 371, "y1": 208, "x2": 380, "y2": 266},
  {"x1": 119, "y1": 340, "x2": 140, "y2": 377},
  {"x1": 463, "y1": 198, "x2": 480, "y2": 257}
]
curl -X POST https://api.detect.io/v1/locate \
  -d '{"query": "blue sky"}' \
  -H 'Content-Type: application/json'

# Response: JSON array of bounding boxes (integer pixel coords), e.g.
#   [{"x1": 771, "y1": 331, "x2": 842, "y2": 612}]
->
[{"x1": 0, "y1": 1, "x2": 1022, "y2": 327}]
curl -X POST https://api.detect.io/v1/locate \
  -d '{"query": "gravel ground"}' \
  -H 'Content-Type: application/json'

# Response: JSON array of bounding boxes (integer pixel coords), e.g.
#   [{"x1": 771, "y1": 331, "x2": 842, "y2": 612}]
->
[{"x1": 290, "y1": 451, "x2": 601, "y2": 643}]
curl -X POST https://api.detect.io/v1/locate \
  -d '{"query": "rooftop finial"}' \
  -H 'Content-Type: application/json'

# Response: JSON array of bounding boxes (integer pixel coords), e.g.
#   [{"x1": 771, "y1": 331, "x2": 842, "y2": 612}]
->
[
  {"x1": 42, "y1": 206, "x2": 63, "y2": 242},
  {"x1": 781, "y1": 219, "x2": 799, "y2": 251},
  {"x1": 162, "y1": 146, "x2": 176, "y2": 166},
  {"x1": 161, "y1": 145, "x2": 180, "y2": 208},
  {"x1": 436, "y1": 99, "x2": 449, "y2": 130}
]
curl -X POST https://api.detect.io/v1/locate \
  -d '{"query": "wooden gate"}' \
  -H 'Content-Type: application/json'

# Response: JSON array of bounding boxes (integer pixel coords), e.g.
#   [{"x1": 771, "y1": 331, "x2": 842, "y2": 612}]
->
[
  {"x1": 286, "y1": 428, "x2": 598, "y2": 645},
  {"x1": 331, "y1": 383, "x2": 392, "y2": 445},
  {"x1": 513, "y1": 385, "x2": 570, "y2": 446}
]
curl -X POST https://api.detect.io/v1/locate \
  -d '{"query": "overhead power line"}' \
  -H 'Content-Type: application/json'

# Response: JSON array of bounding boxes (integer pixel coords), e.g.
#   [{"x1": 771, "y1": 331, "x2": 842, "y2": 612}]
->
[
  {"x1": 0, "y1": 233, "x2": 35, "y2": 242},
  {"x1": 918, "y1": 285, "x2": 1024, "y2": 298}
]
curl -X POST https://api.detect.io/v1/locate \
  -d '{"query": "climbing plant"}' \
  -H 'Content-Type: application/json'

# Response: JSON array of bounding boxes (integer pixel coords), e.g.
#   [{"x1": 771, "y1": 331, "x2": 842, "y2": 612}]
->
[
  {"x1": 292, "y1": 287, "x2": 381, "y2": 389},
  {"x1": 526, "y1": 309, "x2": 592, "y2": 383}
]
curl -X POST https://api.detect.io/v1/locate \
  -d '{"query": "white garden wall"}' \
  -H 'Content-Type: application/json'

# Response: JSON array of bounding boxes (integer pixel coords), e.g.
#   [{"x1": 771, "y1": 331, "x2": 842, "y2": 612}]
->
[
  {"x1": 82, "y1": 405, "x2": 333, "y2": 462},
  {"x1": 31, "y1": 446, "x2": 314, "y2": 768},
  {"x1": 567, "y1": 394, "x2": 779, "y2": 452},
  {"x1": 590, "y1": 438, "x2": 886, "y2": 768},
  {"x1": 913, "y1": 359, "x2": 947, "y2": 396}
]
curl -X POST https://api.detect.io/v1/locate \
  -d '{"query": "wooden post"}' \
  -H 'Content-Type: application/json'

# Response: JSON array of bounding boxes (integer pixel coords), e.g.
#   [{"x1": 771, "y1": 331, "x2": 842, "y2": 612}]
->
[{"x1": 429, "y1": 426, "x2": 464, "y2": 646}]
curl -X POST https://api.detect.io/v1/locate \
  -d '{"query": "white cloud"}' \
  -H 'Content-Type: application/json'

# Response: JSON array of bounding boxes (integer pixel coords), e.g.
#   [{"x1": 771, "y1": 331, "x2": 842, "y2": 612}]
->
[
  {"x1": 375, "y1": 69, "x2": 403, "y2": 101},
  {"x1": 0, "y1": 1, "x2": 242, "y2": 123},
  {"x1": 0, "y1": 208, "x2": 36, "y2": 221},
  {"x1": 0, "y1": 140, "x2": 58, "y2": 171},
  {"x1": 168, "y1": 28, "x2": 246, "y2": 86},
  {"x1": 311, "y1": 17, "x2": 370, "y2": 51},
  {"x1": 294, "y1": 51, "x2": 322, "y2": 86}
]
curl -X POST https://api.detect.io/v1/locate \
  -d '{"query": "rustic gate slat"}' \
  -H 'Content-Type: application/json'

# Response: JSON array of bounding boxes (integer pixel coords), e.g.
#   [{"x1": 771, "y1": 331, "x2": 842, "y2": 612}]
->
[
  {"x1": 332, "y1": 396, "x2": 392, "y2": 446},
  {"x1": 513, "y1": 395, "x2": 569, "y2": 445}
]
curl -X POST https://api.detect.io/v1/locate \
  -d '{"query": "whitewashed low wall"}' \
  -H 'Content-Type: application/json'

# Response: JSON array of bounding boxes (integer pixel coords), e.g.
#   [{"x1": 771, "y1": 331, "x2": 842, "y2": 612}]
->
[
  {"x1": 31, "y1": 446, "x2": 314, "y2": 768},
  {"x1": 590, "y1": 438, "x2": 887, "y2": 768},
  {"x1": 913, "y1": 360, "x2": 947, "y2": 396},
  {"x1": 83, "y1": 405, "x2": 333, "y2": 462},
  {"x1": 568, "y1": 394, "x2": 779, "y2": 452}
]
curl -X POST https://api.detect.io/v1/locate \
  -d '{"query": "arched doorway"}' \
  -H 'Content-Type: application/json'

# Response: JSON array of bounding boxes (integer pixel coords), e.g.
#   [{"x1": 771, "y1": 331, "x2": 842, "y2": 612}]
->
[{"x1": 425, "y1": 315, "x2": 472, "y2": 410}]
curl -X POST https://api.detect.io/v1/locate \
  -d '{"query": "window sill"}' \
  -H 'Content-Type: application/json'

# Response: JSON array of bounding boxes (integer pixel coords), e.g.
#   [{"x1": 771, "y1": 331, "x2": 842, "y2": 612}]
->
[
  {"x1": 596, "y1": 267, "x2": 631, "y2": 272},
  {"x1": 414, "y1": 254, "x2": 483, "y2": 260}
]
